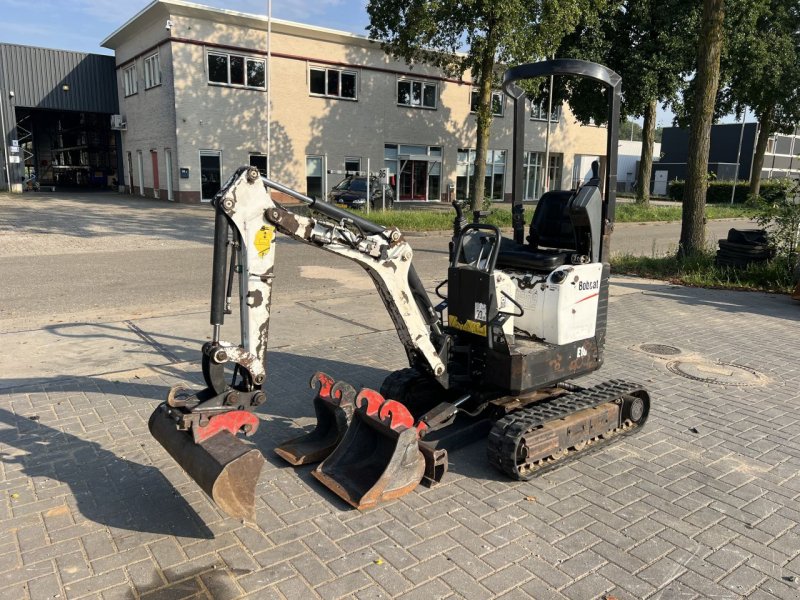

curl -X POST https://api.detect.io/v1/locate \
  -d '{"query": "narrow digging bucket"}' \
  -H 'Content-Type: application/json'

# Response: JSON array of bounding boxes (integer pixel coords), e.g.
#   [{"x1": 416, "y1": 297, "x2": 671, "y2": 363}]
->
[
  {"x1": 275, "y1": 373, "x2": 355, "y2": 466},
  {"x1": 149, "y1": 406, "x2": 265, "y2": 521},
  {"x1": 312, "y1": 391, "x2": 425, "y2": 510}
]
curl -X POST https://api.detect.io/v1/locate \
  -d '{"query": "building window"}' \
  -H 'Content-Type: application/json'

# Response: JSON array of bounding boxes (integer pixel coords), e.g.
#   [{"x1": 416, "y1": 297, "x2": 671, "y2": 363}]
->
[
  {"x1": 207, "y1": 51, "x2": 266, "y2": 89},
  {"x1": 522, "y1": 152, "x2": 563, "y2": 198},
  {"x1": 123, "y1": 65, "x2": 137, "y2": 97},
  {"x1": 309, "y1": 67, "x2": 357, "y2": 100},
  {"x1": 249, "y1": 154, "x2": 268, "y2": 177},
  {"x1": 397, "y1": 79, "x2": 437, "y2": 109},
  {"x1": 456, "y1": 149, "x2": 506, "y2": 201},
  {"x1": 306, "y1": 156, "x2": 324, "y2": 200},
  {"x1": 144, "y1": 53, "x2": 161, "y2": 89},
  {"x1": 345, "y1": 157, "x2": 361, "y2": 174},
  {"x1": 530, "y1": 99, "x2": 561, "y2": 122},
  {"x1": 384, "y1": 144, "x2": 441, "y2": 201},
  {"x1": 470, "y1": 89, "x2": 504, "y2": 117}
]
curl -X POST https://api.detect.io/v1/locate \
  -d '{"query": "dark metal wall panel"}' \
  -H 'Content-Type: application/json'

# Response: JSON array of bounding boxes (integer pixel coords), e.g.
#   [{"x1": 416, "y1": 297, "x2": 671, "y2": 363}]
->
[{"x1": 0, "y1": 44, "x2": 118, "y2": 113}]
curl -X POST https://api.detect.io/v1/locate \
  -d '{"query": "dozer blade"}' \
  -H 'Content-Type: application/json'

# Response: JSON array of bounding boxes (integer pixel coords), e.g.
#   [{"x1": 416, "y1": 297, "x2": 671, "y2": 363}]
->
[
  {"x1": 275, "y1": 373, "x2": 356, "y2": 466},
  {"x1": 149, "y1": 405, "x2": 265, "y2": 521},
  {"x1": 312, "y1": 389, "x2": 426, "y2": 510}
]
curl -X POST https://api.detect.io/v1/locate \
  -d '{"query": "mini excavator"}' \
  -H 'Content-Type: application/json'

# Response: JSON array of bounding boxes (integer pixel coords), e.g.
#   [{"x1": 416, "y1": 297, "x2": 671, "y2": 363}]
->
[{"x1": 149, "y1": 60, "x2": 651, "y2": 520}]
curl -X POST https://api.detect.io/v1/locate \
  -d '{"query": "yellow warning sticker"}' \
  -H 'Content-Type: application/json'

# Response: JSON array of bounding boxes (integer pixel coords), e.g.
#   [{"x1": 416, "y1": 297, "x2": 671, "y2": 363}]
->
[
  {"x1": 448, "y1": 315, "x2": 487, "y2": 337},
  {"x1": 254, "y1": 225, "x2": 275, "y2": 258}
]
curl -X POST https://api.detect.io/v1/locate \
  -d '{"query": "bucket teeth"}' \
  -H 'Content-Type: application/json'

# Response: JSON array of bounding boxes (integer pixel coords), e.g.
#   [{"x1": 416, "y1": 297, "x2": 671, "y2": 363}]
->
[
  {"x1": 274, "y1": 372, "x2": 356, "y2": 465},
  {"x1": 312, "y1": 388, "x2": 427, "y2": 510}
]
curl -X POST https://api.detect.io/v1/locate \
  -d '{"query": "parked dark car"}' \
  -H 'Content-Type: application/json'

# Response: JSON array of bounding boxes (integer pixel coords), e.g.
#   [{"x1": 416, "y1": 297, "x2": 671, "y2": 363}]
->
[{"x1": 328, "y1": 176, "x2": 394, "y2": 209}]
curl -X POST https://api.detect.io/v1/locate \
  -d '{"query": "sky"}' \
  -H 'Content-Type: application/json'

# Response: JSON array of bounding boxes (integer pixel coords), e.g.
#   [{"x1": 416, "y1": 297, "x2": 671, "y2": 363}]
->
[
  {"x1": 0, "y1": 0, "x2": 737, "y2": 128},
  {"x1": 0, "y1": 0, "x2": 370, "y2": 54}
]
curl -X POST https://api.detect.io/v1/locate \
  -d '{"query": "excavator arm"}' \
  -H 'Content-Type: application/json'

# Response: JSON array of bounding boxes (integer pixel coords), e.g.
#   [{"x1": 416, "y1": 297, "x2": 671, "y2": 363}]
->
[
  {"x1": 207, "y1": 166, "x2": 447, "y2": 393},
  {"x1": 148, "y1": 166, "x2": 449, "y2": 520}
]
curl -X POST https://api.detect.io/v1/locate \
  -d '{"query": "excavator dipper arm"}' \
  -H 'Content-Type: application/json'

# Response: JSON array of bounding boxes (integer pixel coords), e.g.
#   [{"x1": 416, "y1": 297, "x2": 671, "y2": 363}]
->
[{"x1": 149, "y1": 166, "x2": 448, "y2": 519}]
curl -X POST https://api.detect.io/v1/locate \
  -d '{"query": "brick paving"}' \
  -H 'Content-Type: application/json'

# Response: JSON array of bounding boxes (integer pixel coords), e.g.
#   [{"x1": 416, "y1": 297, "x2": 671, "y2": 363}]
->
[{"x1": 2, "y1": 279, "x2": 800, "y2": 599}]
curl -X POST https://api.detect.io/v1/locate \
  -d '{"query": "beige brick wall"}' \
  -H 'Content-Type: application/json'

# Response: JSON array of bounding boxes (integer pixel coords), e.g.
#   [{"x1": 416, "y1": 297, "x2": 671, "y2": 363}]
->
[
  {"x1": 108, "y1": 2, "x2": 609, "y2": 203},
  {"x1": 115, "y1": 8, "x2": 179, "y2": 200}
]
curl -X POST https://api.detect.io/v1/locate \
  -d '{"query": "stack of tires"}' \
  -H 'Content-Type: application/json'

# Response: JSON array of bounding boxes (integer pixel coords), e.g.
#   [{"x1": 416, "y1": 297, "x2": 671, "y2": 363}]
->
[{"x1": 715, "y1": 229, "x2": 774, "y2": 268}]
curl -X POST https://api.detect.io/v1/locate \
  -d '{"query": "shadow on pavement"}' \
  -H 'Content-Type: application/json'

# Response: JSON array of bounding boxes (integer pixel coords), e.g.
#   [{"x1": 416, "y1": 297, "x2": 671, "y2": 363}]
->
[{"x1": 0, "y1": 407, "x2": 213, "y2": 539}]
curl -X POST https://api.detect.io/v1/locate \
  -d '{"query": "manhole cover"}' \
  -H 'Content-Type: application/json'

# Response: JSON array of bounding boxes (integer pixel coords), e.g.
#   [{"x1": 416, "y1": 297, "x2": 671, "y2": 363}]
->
[
  {"x1": 639, "y1": 344, "x2": 682, "y2": 356},
  {"x1": 666, "y1": 360, "x2": 767, "y2": 386}
]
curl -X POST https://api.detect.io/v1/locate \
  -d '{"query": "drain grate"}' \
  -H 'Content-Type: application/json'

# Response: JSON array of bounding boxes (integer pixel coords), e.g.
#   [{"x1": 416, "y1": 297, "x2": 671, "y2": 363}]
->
[
  {"x1": 666, "y1": 360, "x2": 766, "y2": 387},
  {"x1": 639, "y1": 343, "x2": 682, "y2": 356}
]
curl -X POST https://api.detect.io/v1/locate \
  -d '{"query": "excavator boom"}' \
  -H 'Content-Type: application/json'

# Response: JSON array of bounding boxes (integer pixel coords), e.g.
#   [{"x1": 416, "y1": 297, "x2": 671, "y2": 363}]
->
[{"x1": 149, "y1": 166, "x2": 447, "y2": 519}]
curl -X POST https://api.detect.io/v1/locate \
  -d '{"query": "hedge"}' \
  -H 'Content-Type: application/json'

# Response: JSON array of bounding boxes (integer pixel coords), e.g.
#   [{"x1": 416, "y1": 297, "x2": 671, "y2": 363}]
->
[{"x1": 667, "y1": 179, "x2": 789, "y2": 204}]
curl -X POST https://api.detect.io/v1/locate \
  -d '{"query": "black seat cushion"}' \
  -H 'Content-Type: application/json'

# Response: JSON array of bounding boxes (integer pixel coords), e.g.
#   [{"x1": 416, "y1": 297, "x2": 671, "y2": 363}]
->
[{"x1": 497, "y1": 238, "x2": 570, "y2": 271}]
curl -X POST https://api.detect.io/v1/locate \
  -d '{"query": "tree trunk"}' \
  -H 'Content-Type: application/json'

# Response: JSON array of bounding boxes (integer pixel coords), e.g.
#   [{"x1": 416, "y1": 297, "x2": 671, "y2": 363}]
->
[
  {"x1": 679, "y1": 0, "x2": 725, "y2": 258},
  {"x1": 471, "y1": 46, "x2": 497, "y2": 212},
  {"x1": 636, "y1": 99, "x2": 658, "y2": 205},
  {"x1": 748, "y1": 104, "x2": 774, "y2": 198}
]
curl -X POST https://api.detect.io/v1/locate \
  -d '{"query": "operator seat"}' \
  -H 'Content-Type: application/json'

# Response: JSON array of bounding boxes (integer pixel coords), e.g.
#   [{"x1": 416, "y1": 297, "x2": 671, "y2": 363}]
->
[{"x1": 496, "y1": 190, "x2": 578, "y2": 271}]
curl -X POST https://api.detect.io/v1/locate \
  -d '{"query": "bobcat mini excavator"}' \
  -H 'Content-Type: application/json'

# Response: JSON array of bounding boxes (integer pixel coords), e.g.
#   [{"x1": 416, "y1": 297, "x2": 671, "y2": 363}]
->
[{"x1": 149, "y1": 59, "x2": 650, "y2": 521}]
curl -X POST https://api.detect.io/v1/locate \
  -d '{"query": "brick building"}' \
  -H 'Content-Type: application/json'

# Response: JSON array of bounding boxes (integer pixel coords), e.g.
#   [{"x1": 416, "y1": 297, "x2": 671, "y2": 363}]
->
[{"x1": 101, "y1": 0, "x2": 610, "y2": 203}]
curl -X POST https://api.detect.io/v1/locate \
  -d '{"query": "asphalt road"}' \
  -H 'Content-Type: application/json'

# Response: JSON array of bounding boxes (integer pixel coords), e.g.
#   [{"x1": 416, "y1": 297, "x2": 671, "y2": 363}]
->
[{"x1": 0, "y1": 191, "x2": 750, "y2": 331}]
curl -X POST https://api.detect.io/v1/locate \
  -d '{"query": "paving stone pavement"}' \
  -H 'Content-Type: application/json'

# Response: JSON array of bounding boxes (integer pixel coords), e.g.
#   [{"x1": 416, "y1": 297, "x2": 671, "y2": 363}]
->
[{"x1": 1, "y1": 280, "x2": 799, "y2": 600}]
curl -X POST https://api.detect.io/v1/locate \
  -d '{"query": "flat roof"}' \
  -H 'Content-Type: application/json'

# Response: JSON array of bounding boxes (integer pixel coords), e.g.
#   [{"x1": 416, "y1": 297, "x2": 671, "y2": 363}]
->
[{"x1": 101, "y1": 0, "x2": 374, "y2": 49}]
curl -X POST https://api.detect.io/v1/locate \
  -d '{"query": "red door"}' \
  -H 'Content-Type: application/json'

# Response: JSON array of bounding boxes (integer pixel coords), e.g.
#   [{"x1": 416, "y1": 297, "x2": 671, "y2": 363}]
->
[
  {"x1": 151, "y1": 151, "x2": 160, "y2": 198},
  {"x1": 399, "y1": 160, "x2": 428, "y2": 200}
]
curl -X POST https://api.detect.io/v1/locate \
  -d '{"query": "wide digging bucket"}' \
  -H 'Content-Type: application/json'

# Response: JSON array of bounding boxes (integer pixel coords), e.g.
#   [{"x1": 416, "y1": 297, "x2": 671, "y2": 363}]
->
[
  {"x1": 275, "y1": 373, "x2": 355, "y2": 466},
  {"x1": 149, "y1": 406, "x2": 265, "y2": 521},
  {"x1": 312, "y1": 389, "x2": 425, "y2": 510}
]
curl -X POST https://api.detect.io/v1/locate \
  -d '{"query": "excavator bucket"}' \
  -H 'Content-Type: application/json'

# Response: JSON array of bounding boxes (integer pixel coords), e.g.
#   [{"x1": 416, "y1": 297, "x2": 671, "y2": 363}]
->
[
  {"x1": 149, "y1": 405, "x2": 265, "y2": 521},
  {"x1": 312, "y1": 389, "x2": 426, "y2": 510},
  {"x1": 274, "y1": 372, "x2": 356, "y2": 465}
]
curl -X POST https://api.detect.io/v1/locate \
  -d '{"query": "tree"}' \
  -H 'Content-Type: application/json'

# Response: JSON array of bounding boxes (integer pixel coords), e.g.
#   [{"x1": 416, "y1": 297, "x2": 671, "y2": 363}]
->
[
  {"x1": 718, "y1": 0, "x2": 800, "y2": 197},
  {"x1": 679, "y1": 0, "x2": 726, "y2": 257},
  {"x1": 619, "y1": 120, "x2": 643, "y2": 141},
  {"x1": 554, "y1": 0, "x2": 699, "y2": 206},
  {"x1": 366, "y1": 0, "x2": 608, "y2": 211}
]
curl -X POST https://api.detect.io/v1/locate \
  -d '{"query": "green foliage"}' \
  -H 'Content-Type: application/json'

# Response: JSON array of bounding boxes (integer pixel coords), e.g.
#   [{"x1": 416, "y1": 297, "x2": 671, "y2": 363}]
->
[
  {"x1": 332, "y1": 203, "x2": 752, "y2": 231},
  {"x1": 366, "y1": 1, "x2": 609, "y2": 82},
  {"x1": 668, "y1": 179, "x2": 789, "y2": 204},
  {"x1": 612, "y1": 251, "x2": 795, "y2": 293},
  {"x1": 365, "y1": 0, "x2": 610, "y2": 210},
  {"x1": 552, "y1": 0, "x2": 700, "y2": 125},
  {"x1": 676, "y1": 0, "x2": 800, "y2": 130},
  {"x1": 747, "y1": 179, "x2": 800, "y2": 259}
]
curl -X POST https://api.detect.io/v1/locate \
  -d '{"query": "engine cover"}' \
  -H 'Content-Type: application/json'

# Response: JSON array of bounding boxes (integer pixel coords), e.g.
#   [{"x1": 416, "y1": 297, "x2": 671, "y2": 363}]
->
[{"x1": 505, "y1": 263, "x2": 604, "y2": 345}]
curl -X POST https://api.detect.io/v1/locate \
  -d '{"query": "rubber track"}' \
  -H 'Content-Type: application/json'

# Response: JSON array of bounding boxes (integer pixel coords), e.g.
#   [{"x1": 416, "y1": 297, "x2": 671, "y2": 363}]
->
[{"x1": 487, "y1": 379, "x2": 648, "y2": 480}]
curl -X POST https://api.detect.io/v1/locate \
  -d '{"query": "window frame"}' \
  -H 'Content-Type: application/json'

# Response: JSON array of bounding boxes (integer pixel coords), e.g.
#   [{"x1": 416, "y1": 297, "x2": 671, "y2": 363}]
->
[
  {"x1": 144, "y1": 53, "x2": 161, "y2": 89},
  {"x1": 308, "y1": 66, "x2": 358, "y2": 100},
  {"x1": 249, "y1": 153, "x2": 268, "y2": 177},
  {"x1": 344, "y1": 156, "x2": 362, "y2": 174},
  {"x1": 530, "y1": 99, "x2": 561, "y2": 122},
  {"x1": 123, "y1": 64, "x2": 138, "y2": 97},
  {"x1": 456, "y1": 148, "x2": 507, "y2": 202},
  {"x1": 206, "y1": 50, "x2": 267, "y2": 90},
  {"x1": 397, "y1": 78, "x2": 438, "y2": 109},
  {"x1": 470, "y1": 89, "x2": 504, "y2": 117}
]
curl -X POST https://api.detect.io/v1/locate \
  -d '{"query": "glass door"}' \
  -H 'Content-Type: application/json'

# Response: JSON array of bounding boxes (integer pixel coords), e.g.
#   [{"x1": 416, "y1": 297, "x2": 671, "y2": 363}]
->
[
  {"x1": 200, "y1": 150, "x2": 222, "y2": 201},
  {"x1": 399, "y1": 160, "x2": 428, "y2": 200}
]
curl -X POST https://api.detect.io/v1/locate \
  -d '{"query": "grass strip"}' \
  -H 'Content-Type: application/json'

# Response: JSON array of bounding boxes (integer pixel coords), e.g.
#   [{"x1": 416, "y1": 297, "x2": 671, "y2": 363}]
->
[
  {"x1": 611, "y1": 252, "x2": 795, "y2": 294},
  {"x1": 350, "y1": 203, "x2": 754, "y2": 231}
]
